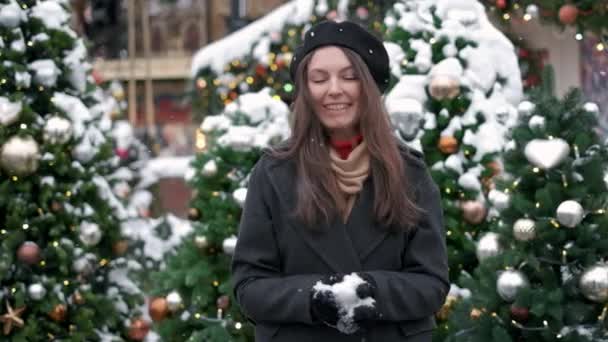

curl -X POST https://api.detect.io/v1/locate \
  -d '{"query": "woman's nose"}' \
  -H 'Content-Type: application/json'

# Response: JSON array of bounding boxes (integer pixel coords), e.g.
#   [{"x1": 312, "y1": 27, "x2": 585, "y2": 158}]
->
[{"x1": 327, "y1": 77, "x2": 343, "y2": 96}]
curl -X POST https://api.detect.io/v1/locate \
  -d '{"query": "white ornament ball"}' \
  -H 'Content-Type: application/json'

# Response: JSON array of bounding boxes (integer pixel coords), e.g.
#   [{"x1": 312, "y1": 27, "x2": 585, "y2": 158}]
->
[
  {"x1": 28, "y1": 283, "x2": 46, "y2": 300},
  {"x1": 583, "y1": 102, "x2": 599, "y2": 115},
  {"x1": 0, "y1": 135, "x2": 40, "y2": 176},
  {"x1": 222, "y1": 235, "x2": 237, "y2": 255},
  {"x1": 476, "y1": 232, "x2": 502, "y2": 262},
  {"x1": 166, "y1": 291, "x2": 183, "y2": 312},
  {"x1": 79, "y1": 221, "x2": 103, "y2": 246},
  {"x1": 517, "y1": 101, "x2": 536, "y2": 117},
  {"x1": 202, "y1": 159, "x2": 218, "y2": 177},
  {"x1": 556, "y1": 200, "x2": 585, "y2": 228},
  {"x1": 579, "y1": 265, "x2": 608, "y2": 303},
  {"x1": 43, "y1": 116, "x2": 72, "y2": 144},
  {"x1": 0, "y1": 96, "x2": 22, "y2": 125},
  {"x1": 232, "y1": 187, "x2": 248, "y2": 207},
  {"x1": 513, "y1": 218, "x2": 536, "y2": 241},
  {"x1": 497, "y1": 269, "x2": 530, "y2": 302}
]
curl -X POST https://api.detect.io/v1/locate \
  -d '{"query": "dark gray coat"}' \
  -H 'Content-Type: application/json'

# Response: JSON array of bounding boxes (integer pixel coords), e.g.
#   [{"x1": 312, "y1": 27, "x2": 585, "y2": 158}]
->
[{"x1": 231, "y1": 145, "x2": 449, "y2": 342}]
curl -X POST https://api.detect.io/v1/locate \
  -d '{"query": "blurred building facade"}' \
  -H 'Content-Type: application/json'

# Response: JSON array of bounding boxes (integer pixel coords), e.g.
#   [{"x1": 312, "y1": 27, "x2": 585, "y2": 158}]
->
[{"x1": 71, "y1": 0, "x2": 285, "y2": 217}]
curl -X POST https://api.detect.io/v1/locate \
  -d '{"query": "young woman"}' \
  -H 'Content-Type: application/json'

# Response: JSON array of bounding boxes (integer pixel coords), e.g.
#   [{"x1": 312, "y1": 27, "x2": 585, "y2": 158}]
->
[{"x1": 231, "y1": 20, "x2": 449, "y2": 342}]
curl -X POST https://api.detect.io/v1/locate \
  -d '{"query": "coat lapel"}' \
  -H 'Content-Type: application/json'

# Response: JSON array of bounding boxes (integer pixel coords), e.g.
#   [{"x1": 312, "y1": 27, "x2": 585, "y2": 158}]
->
[
  {"x1": 346, "y1": 180, "x2": 392, "y2": 262},
  {"x1": 265, "y1": 159, "x2": 362, "y2": 273}
]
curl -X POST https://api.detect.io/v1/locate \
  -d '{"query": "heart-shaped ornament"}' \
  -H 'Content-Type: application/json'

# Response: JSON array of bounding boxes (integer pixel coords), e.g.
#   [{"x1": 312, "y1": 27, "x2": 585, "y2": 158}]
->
[{"x1": 524, "y1": 138, "x2": 570, "y2": 169}]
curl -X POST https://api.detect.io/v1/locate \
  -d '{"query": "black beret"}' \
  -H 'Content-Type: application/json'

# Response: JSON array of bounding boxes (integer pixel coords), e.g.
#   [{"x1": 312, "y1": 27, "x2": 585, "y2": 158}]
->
[{"x1": 290, "y1": 20, "x2": 390, "y2": 93}]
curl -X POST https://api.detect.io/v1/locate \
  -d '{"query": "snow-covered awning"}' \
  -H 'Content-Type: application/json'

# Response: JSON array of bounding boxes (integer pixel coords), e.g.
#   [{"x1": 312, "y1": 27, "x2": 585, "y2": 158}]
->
[{"x1": 190, "y1": 0, "x2": 314, "y2": 76}]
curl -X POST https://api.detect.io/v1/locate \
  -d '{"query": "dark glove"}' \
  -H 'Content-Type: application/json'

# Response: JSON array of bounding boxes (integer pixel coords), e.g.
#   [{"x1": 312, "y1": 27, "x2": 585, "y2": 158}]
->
[{"x1": 310, "y1": 272, "x2": 380, "y2": 334}]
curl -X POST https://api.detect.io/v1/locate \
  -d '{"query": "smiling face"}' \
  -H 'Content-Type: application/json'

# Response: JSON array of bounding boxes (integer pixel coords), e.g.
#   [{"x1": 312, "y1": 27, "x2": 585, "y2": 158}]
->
[{"x1": 306, "y1": 46, "x2": 362, "y2": 141}]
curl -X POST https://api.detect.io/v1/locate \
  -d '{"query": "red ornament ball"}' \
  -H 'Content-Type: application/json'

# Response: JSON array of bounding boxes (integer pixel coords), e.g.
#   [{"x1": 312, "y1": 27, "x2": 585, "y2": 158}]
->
[
  {"x1": 558, "y1": 4, "x2": 578, "y2": 25},
  {"x1": 496, "y1": 0, "x2": 507, "y2": 10},
  {"x1": 128, "y1": 318, "x2": 150, "y2": 341},
  {"x1": 17, "y1": 241, "x2": 41, "y2": 265},
  {"x1": 510, "y1": 304, "x2": 529, "y2": 322},
  {"x1": 217, "y1": 295, "x2": 231, "y2": 310}
]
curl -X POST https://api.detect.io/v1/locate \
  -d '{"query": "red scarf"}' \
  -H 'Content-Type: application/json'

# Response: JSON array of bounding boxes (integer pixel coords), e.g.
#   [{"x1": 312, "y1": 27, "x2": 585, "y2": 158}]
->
[{"x1": 329, "y1": 134, "x2": 364, "y2": 160}]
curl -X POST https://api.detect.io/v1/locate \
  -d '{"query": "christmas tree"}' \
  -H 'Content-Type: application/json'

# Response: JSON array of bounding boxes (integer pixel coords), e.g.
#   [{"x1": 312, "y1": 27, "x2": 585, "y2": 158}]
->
[
  {"x1": 0, "y1": 1, "x2": 147, "y2": 340},
  {"x1": 380, "y1": 5, "x2": 522, "y2": 336},
  {"x1": 147, "y1": 88, "x2": 290, "y2": 341},
  {"x1": 445, "y1": 81, "x2": 608, "y2": 341}
]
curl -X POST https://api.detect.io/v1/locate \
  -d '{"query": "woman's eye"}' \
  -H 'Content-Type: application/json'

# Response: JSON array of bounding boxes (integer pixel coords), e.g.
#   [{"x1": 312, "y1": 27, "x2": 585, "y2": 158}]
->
[
  {"x1": 310, "y1": 79, "x2": 326, "y2": 83},
  {"x1": 343, "y1": 75, "x2": 358, "y2": 80}
]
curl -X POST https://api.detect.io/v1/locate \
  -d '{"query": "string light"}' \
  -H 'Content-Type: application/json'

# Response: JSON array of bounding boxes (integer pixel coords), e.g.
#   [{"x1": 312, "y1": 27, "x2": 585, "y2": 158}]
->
[
  {"x1": 596, "y1": 43, "x2": 605, "y2": 52},
  {"x1": 63, "y1": 280, "x2": 70, "y2": 286},
  {"x1": 20, "y1": 123, "x2": 27, "y2": 129},
  {"x1": 196, "y1": 129, "x2": 207, "y2": 151},
  {"x1": 245, "y1": 76, "x2": 254, "y2": 84},
  {"x1": 503, "y1": 13, "x2": 511, "y2": 20},
  {"x1": 12, "y1": 176, "x2": 18, "y2": 181},
  {"x1": 523, "y1": 14, "x2": 532, "y2": 21},
  {"x1": 22, "y1": 224, "x2": 29, "y2": 230},
  {"x1": 575, "y1": 33, "x2": 583, "y2": 41}
]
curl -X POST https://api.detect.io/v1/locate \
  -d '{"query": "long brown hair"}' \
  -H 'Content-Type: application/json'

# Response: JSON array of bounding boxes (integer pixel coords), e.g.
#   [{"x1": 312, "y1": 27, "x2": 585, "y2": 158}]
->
[{"x1": 270, "y1": 46, "x2": 421, "y2": 230}]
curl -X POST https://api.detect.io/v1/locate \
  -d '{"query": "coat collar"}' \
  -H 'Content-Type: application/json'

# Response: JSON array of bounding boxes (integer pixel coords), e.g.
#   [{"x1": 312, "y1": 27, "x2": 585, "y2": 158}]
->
[{"x1": 262, "y1": 156, "x2": 394, "y2": 273}]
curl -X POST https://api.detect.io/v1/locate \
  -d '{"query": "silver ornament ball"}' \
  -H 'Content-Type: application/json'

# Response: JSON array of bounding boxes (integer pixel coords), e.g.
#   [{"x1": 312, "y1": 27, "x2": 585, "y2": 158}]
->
[
  {"x1": 79, "y1": 221, "x2": 103, "y2": 246},
  {"x1": 223, "y1": 235, "x2": 237, "y2": 255},
  {"x1": 517, "y1": 101, "x2": 536, "y2": 117},
  {"x1": 28, "y1": 283, "x2": 46, "y2": 300},
  {"x1": 476, "y1": 232, "x2": 502, "y2": 262},
  {"x1": 525, "y1": 4, "x2": 539, "y2": 18},
  {"x1": 556, "y1": 200, "x2": 585, "y2": 228},
  {"x1": 0, "y1": 135, "x2": 40, "y2": 176},
  {"x1": 0, "y1": 96, "x2": 22, "y2": 125},
  {"x1": 166, "y1": 291, "x2": 183, "y2": 312},
  {"x1": 497, "y1": 269, "x2": 530, "y2": 302},
  {"x1": 72, "y1": 253, "x2": 98, "y2": 276},
  {"x1": 43, "y1": 116, "x2": 72, "y2": 144},
  {"x1": 232, "y1": 187, "x2": 248, "y2": 207},
  {"x1": 488, "y1": 189, "x2": 510, "y2": 211},
  {"x1": 513, "y1": 218, "x2": 536, "y2": 241},
  {"x1": 202, "y1": 159, "x2": 218, "y2": 177},
  {"x1": 583, "y1": 102, "x2": 599, "y2": 115},
  {"x1": 579, "y1": 265, "x2": 608, "y2": 303}
]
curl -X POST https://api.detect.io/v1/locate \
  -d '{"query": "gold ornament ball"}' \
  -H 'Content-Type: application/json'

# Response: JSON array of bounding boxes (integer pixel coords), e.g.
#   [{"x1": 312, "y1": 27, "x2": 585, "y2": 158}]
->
[
  {"x1": 438, "y1": 136, "x2": 458, "y2": 154},
  {"x1": 558, "y1": 4, "x2": 578, "y2": 25},
  {"x1": 436, "y1": 295, "x2": 458, "y2": 321},
  {"x1": 188, "y1": 208, "x2": 201, "y2": 220},
  {"x1": 17, "y1": 241, "x2": 41, "y2": 265},
  {"x1": 112, "y1": 88, "x2": 125, "y2": 101},
  {"x1": 113, "y1": 240, "x2": 129, "y2": 256},
  {"x1": 49, "y1": 304, "x2": 68, "y2": 322},
  {"x1": 128, "y1": 318, "x2": 150, "y2": 341},
  {"x1": 470, "y1": 308, "x2": 483, "y2": 320},
  {"x1": 461, "y1": 201, "x2": 487, "y2": 225},
  {"x1": 429, "y1": 75, "x2": 460, "y2": 100},
  {"x1": 110, "y1": 109, "x2": 121, "y2": 120},
  {"x1": 486, "y1": 160, "x2": 501, "y2": 177},
  {"x1": 217, "y1": 295, "x2": 231, "y2": 310},
  {"x1": 149, "y1": 297, "x2": 169, "y2": 322},
  {"x1": 194, "y1": 235, "x2": 209, "y2": 249},
  {"x1": 72, "y1": 291, "x2": 85, "y2": 305}
]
